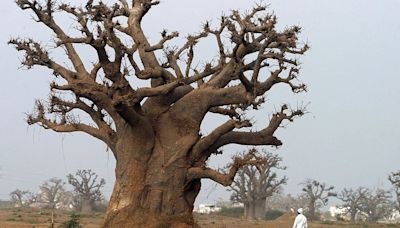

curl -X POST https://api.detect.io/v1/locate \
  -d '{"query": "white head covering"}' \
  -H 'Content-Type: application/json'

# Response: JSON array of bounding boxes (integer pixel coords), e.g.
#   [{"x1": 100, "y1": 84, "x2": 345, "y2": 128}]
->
[{"x1": 297, "y1": 208, "x2": 304, "y2": 214}]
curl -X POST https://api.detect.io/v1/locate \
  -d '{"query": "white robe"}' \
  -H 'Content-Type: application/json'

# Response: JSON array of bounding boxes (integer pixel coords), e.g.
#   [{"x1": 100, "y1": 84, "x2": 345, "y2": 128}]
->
[{"x1": 292, "y1": 213, "x2": 308, "y2": 228}]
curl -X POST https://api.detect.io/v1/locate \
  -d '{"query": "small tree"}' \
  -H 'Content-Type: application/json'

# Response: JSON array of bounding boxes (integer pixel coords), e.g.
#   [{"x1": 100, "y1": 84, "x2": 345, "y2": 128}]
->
[
  {"x1": 388, "y1": 171, "x2": 400, "y2": 212},
  {"x1": 10, "y1": 189, "x2": 35, "y2": 207},
  {"x1": 38, "y1": 177, "x2": 66, "y2": 209},
  {"x1": 337, "y1": 187, "x2": 368, "y2": 221},
  {"x1": 301, "y1": 179, "x2": 336, "y2": 220},
  {"x1": 359, "y1": 188, "x2": 392, "y2": 222},
  {"x1": 60, "y1": 212, "x2": 82, "y2": 228},
  {"x1": 67, "y1": 169, "x2": 105, "y2": 213},
  {"x1": 229, "y1": 149, "x2": 286, "y2": 220}
]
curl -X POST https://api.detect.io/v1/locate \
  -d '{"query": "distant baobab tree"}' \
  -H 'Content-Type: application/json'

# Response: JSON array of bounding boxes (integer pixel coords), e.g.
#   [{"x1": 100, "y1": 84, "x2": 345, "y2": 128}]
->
[
  {"x1": 10, "y1": 0, "x2": 308, "y2": 226},
  {"x1": 10, "y1": 189, "x2": 35, "y2": 207},
  {"x1": 229, "y1": 149, "x2": 286, "y2": 220},
  {"x1": 67, "y1": 169, "x2": 105, "y2": 213},
  {"x1": 360, "y1": 188, "x2": 392, "y2": 222},
  {"x1": 388, "y1": 171, "x2": 400, "y2": 211},
  {"x1": 37, "y1": 177, "x2": 66, "y2": 209},
  {"x1": 301, "y1": 179, "x2": 336, "y2": 220},
  {"x1": 337, "y1": 187, "x2": 369, "y2": 221}
]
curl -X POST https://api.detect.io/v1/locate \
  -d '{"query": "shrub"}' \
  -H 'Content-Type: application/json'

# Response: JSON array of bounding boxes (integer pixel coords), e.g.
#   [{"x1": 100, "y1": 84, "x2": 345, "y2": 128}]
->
[
  {"x1": 216, "y1": 207, "x2": 244, "y2": 218},
  {"x1": 265, "y1": 210, "x2": 284, "y2": 220},
  {"x1": 59, "y1": 213, "x2": 82, "y2": 228}
]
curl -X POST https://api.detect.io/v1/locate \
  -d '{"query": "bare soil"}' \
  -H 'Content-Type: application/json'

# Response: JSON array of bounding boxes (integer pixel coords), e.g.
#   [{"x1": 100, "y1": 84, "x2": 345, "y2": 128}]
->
[
  {"x1": 0, "y1": 208, "x2": 102, "y2": 228},
  {"x1": 196, "y1": 213, "x2": 400, "y2": 228},
  {"x1": 0, "y1": 207, "x2": 399, "y2": 228}
]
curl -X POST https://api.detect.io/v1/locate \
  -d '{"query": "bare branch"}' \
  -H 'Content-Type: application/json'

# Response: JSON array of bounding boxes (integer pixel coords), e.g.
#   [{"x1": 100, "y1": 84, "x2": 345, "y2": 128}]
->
[
  {"x1": 205, "y1": 105, "x2": 305, "y2": 153},
  {"x1": 146, "y1": 31, "x2": 179, "y2": 52},
  {"x1": 27, "y1": 101, "x2": 114, "y2": 146},
  {"x1": 187, "y1": 150, "x2": 263, "y2": 186}
]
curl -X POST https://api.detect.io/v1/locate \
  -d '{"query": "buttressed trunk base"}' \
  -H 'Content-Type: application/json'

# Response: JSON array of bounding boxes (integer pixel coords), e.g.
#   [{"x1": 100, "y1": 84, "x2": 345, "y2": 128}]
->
[{"x1": 103, "y1": 149, "x2": 201, "y2": 227}]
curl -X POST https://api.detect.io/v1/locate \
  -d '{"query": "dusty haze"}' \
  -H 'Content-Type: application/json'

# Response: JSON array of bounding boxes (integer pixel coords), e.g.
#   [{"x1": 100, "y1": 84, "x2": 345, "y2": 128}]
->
[{"x1": 1, "y1": 0, "x2": 399, "y2": 206}]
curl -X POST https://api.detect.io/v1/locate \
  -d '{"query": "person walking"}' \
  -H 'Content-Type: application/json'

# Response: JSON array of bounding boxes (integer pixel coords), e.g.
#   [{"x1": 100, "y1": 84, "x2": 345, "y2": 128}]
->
[{"x1": 292, "y1": 208, "x2": 308, "y2": 228}]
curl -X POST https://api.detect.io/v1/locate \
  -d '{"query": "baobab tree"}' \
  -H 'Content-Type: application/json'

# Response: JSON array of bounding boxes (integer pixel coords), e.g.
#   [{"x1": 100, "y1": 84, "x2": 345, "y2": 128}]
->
[
  {"x1": 359, "y1": 188, "x2": 392, "y2": 222},
  {"x1": 37, "y1": 177, "x2": 66, "y2": 209},
  {"x1": 229, "y1": 149, "x2": 286, "y2": 220},
  {"x1": 301, "y1": 179, "x2": 336, "y2": 220},
  {"x1": 10, "y1": 189, "x2": 35, "y2": 207},
  {"x1": 388, "y1": 171, "x2": 400, "y2": 211},
  {"x1": 67, "y1": 169, "x2": 106, "y2": 213},
  {"x1": 337, "y1": 187, "x2": 369, "y2": 221},
  {"x1": 10, "y1": 0, "x2": 308, "y2": 227}
]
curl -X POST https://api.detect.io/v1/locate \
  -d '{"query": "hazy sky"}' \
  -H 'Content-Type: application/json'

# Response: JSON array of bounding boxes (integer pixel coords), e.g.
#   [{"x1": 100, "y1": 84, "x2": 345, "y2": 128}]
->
[{"x1": 1, "y1": 0, "x2": 400, "y2": 206}]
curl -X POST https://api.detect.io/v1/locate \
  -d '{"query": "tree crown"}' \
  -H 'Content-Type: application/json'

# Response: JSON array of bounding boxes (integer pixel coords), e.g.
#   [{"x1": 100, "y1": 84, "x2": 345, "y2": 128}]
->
[{"x1": 11, "y1": 0, "x2": 308, "y2": 187}]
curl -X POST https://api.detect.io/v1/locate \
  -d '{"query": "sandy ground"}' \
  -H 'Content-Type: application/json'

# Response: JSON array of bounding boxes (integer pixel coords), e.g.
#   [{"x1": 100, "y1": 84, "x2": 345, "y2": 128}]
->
[
  {"x1": 196, "y1": 213, "x2": 400, "y2": 228},
  {"x1": 1, "y1": 208, "x2": 399, "y2": 228},
  {"x1": 0, "y1": 207, "x2": 102, "y2": 228}
]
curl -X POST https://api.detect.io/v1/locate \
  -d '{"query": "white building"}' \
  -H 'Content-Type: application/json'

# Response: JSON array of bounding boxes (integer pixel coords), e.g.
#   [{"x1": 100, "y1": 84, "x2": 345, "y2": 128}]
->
[
  {"x1": 194, "y1": 204, "x2": 222, "y2": 214},
  {"x1": 329, "y1": 205, "x2": 348, "y2": 218}
]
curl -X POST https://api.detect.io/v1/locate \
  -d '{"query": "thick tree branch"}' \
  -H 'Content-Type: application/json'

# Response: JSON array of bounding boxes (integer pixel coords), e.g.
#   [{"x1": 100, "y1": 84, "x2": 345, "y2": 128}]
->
[
  {"x1": 191, "y1": 119, "x2": 251, "y2": 161},
  {"x1": 206, "y1": 105, "x2": 304, "y2": 153},
  {"x1": 50, "y1": 95, "x2": 116, "y2": 141},
  {"x1": 187, "y1": 150, "x2": 262, "y2": 186}
]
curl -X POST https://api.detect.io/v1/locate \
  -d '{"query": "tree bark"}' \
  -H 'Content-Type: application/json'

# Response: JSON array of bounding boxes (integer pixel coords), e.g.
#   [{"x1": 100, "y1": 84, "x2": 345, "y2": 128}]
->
[
  {"x1": 244, "y1": 199, "x2": 266, "y2": 220},
  {"x1": 244, "y1": 202, "x2": 255, "y2": 220},
  {"x1": 350, "y1": 210, "x2": 356, "y2": 221},
  {"x1": 308, "y1": 202, "x2": 316, "y2": 221},
  {"x1": 103, "y1": 120, "x2": 201, "y2": 228},
  {"x1": 244, "y1": 203, "x2": 250, "y2": 219},
  {"x1": 81, "y1": 199, "x2": 93, "y2": 214},
  {"x1": 254, "y1": 198, "x2": 266, "y2": 220},
  {"x1": 104, "y1": 163, "x2": 200, "y2": 227}
]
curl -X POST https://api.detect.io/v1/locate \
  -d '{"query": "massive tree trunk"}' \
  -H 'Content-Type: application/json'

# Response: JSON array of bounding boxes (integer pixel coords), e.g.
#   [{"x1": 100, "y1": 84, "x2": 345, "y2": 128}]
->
[
  {"x1": 244, "y1": 199, "x2": 266, "y2": 220},
  {"x1": 308, "y1": 201, "x2": 316, "y2": 221},
  {"x1": 81, "y1": 199, "x2": 93, "y2": 214},
  {"x1": 104, "y1": 164, "x2": 200, "y2": 227},
  {"x1": 103, "y1": 118, "x2": 201, "y2": 227},
  {"x1": 244, "y1": 202, "x2": 254, "y2": 220},
  {"x1": 253, "y1": 198, "x2": 266, "y2": 220},
  {"x1": 350, "y1": 209, "x2": 357, "y2": 221}
]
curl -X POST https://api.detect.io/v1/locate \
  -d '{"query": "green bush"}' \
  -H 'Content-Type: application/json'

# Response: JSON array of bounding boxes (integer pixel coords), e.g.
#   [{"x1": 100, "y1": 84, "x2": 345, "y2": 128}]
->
[
  {"x1": 59, "y1": 213, "x2": 82, "y2": 228},
  {"x1": 217, "y1": 207, "x2": 244, "y2": 218},
  {"x1": 264, "y1": 210, "x2": 284, "y2": 220},
  {"x1": 93, "y1": 201, "x2": 108, "y2": 213},
  {"x1": 320, "y1": 220, "x2": 335, "y2": 225}
]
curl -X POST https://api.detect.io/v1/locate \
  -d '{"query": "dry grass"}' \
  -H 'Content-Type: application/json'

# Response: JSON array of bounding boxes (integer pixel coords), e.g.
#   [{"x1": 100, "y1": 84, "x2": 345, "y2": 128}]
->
[
  {"x1": 0, "y1": 208, "x2": 399, "y2": 228},
  {"x1": 0, "y1": 207, "x2": 102, "y2": 228},
  {"x1": 196, "y1": 213, "x2": 400, "y2": 228}
]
